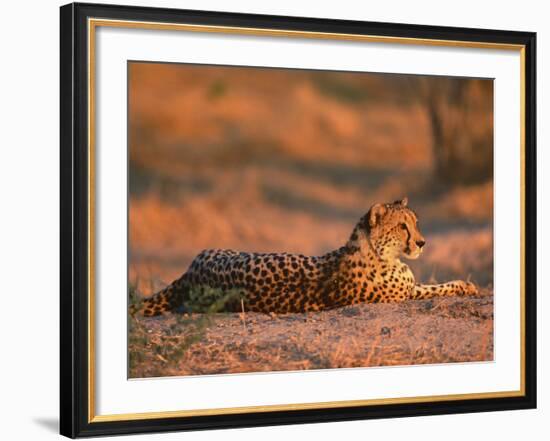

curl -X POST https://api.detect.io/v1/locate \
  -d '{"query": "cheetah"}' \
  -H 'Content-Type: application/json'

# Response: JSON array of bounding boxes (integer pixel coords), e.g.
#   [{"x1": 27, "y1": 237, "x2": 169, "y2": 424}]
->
[{"x1": 133, "y1": 197, "x2": 478, "y2": 316}]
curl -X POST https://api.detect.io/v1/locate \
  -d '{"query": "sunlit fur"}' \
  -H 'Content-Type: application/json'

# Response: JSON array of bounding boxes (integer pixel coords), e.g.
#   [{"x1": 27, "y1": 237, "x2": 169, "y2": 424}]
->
[{"x1": 133, "y1": 198, "x2": 478, "y2": 317}]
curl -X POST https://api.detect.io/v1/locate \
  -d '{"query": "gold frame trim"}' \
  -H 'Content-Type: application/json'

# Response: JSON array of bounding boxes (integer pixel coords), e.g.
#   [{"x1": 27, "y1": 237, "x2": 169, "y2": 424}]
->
[{"x1": 87, "y1": 18, "x2": 527, "y2": 424}]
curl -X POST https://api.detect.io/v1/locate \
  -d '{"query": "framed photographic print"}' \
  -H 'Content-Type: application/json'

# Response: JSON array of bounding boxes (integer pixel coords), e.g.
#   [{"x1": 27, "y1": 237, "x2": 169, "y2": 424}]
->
[{"x1": 60, "y1": 2, "x2": 537, "y2": 438}]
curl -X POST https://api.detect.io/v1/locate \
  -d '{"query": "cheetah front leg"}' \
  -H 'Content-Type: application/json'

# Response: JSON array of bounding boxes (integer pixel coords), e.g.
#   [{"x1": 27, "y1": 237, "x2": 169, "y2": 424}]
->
[{"x1": 411, "y1": 280, "x2": 478, "y2": 300}]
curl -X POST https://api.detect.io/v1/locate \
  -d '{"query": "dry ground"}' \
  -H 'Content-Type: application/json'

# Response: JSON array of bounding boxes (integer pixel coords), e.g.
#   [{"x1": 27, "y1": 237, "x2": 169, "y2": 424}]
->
[{"x1": 129, "y1": 291, "x2": 493, "y2": 378}]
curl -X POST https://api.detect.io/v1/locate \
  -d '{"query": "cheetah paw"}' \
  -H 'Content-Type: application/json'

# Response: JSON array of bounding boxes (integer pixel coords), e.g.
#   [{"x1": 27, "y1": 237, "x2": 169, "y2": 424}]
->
[{"x1": 457, "y1": 281, "x2": 479, "y2": 296}]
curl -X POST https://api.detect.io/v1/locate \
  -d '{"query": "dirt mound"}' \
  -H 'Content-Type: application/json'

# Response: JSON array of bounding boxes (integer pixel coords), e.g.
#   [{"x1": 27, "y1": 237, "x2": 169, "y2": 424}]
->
[{"x1": 129, "y1": 293, "x2": 493, "y2": 378}]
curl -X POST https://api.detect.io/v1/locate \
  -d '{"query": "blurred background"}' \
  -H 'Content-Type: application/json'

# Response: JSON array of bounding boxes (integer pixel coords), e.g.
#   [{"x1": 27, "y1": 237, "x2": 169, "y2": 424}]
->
[{"x1": 128, "y1": 62, "x2": 494, "y2": 296}]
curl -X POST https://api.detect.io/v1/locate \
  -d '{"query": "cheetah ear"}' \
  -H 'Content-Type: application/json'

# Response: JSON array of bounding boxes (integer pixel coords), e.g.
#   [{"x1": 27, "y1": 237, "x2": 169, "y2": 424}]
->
[
  {"x1": 368, "y1": 203, "x2": 387, "y2": 227},
  {"x1": 401, "y1": 197, "x2": 408, "y2": 207}
]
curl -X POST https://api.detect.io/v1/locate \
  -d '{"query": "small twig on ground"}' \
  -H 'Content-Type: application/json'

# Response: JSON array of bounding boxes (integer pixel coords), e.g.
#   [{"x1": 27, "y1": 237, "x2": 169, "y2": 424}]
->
[
  {"x1": 155, "y1": 354, "x2": 168, "y2": 363},
  {"x1": 428, "y1": 301, "x2": 445, "y2": 313},
  {"x1": 240, "y1": 298, "x2": 247, "y2": 332},
  {"x1": 365, "y1": 334, "x2": 382, "y2": 366}
]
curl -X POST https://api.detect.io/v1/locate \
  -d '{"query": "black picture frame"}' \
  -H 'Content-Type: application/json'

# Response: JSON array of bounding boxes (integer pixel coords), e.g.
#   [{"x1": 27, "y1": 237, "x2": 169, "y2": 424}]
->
[{"x1": 60, "y1": 2, "x2": 537, "y2": 438}]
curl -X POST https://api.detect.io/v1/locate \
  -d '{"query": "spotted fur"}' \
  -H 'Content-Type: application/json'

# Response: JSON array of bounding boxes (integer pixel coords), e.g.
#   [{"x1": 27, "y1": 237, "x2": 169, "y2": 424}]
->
[{"x1": 133, "y1": 198, "x2": 478, "y2": 317}]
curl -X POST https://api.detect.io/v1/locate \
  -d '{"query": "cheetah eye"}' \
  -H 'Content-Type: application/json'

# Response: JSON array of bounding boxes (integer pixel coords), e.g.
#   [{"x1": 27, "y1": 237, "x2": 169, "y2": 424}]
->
[{"x1": 399, "y1": 223, "x2": 407, "y2": 230}]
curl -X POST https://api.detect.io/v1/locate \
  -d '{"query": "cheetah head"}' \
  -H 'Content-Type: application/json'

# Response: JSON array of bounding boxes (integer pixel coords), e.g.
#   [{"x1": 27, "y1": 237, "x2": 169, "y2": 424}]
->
[{"x1": 356, "y1": 197, "x2": 426, "y2": 260}]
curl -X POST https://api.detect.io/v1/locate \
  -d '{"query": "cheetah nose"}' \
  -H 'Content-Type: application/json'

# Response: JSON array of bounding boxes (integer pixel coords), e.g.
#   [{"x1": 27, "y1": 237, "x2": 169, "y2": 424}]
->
[{"x1": 416, "y1": 240, "x2": 426, "y2": 249}]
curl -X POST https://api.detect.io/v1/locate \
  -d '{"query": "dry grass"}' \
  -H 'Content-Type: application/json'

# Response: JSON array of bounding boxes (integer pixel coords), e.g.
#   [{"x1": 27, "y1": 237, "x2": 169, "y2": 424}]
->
[{"x1": 129, "y1": 292, "x2": 493, "y2": 378}]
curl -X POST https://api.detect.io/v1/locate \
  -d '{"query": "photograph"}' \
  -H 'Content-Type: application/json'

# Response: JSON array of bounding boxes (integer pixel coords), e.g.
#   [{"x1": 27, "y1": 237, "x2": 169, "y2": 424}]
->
[{"x1": 127, "y1": 62, "x2": 495, "y2": 378}]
